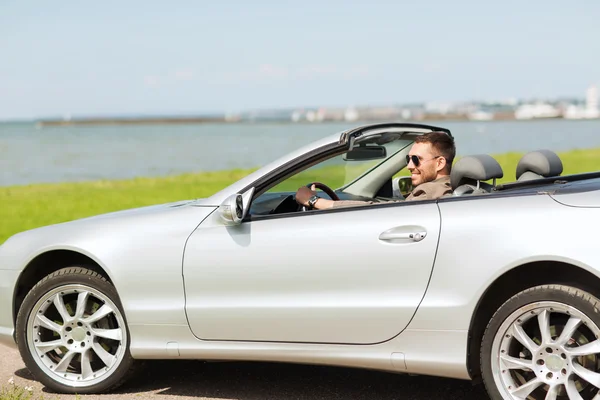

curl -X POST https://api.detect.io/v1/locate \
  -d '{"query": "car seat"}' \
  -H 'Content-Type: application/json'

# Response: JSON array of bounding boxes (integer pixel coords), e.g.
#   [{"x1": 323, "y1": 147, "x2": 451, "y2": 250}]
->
[
  {"x1": 516, "y1": 150, "x2": 563, "y2": 181},
  {"x1": 451, "y1": 154, "x2": 504, "y2": 196}
]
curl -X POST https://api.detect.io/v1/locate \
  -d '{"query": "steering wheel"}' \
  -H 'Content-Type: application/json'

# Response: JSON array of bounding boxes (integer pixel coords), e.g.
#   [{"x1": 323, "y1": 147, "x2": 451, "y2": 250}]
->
[
  {"x1": 298, "y1": 181, "x2": 340, "y2": 212},
  {"x1": 307, "y1": 182, "x2": 340, "y2": 201}
]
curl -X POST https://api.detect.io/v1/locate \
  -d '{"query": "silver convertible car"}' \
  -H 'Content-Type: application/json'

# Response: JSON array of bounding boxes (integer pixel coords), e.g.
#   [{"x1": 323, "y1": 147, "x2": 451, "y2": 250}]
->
[{"x1": 2, "y1": 122, "x2": 600, "y2": 400}]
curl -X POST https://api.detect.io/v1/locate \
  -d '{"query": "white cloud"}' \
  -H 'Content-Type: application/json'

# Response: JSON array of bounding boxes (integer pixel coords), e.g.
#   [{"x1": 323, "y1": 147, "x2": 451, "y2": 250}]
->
[
  {"x1": 258, "y1": 64, "x2": 289, "y2": 78},
  {"x1": 143, "y1": 75, "x2": 161, "y2": 87},
  {"x1": 172, "y1": 68, "x2": 195, "y2": 81}
]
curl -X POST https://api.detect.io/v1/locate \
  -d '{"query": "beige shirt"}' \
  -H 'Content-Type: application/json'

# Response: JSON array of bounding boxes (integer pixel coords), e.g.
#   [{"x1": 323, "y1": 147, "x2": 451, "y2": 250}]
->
[
  {"x1": 331, "y1": 175, "x2": 452, "y2": 208},
  {"x1": 404, "y1": 175, "x2": 452, "y2": 201}
]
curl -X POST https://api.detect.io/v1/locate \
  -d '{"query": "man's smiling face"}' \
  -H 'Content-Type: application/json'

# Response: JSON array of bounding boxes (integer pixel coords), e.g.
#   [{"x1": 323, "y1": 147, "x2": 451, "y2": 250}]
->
[{"x1": 406, "y1": 142, "x2": 444, "y2": 186}]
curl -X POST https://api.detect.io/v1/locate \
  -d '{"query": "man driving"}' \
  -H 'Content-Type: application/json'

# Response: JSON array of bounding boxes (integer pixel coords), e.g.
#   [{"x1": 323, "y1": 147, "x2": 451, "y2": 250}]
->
[{"x1": 295, "y1": 131, "x2": 455, "y2": 209}]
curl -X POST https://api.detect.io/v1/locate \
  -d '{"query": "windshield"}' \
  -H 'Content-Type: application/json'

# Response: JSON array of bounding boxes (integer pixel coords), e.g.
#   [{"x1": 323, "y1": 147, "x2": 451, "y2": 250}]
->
[{"x1": 266, "y1": 138, "x2": 414, "y2": 193}]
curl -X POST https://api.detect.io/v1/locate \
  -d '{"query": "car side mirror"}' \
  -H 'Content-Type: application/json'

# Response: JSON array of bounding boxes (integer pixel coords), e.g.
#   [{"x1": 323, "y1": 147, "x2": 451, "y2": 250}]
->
[
  {"x1": 393, "y1": 176, "x2": 413, "y2": 198},
  {"x1": 219, "y1": 194, "x2": 245, "y2": 225},
  {"x1": 218, "y1": 188, "x2": 255, "y2": 225}
]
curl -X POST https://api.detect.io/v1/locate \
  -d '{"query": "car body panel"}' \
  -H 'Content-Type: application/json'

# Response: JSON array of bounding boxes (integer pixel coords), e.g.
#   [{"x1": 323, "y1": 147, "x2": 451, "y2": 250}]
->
[
  {"x1": 0, "y1": 269, "x2": 20, "y2": 347},
  {"x1": 550, "y1": 190, "x2": 600, "y2": 208},
  {"x1": 0, "y1": 201, "x2": 217, "y2": 347},
  {"x1": 183, "y1": 201, "x2": 441, "y2": 344},
  {"x1": 126, "y1": 323, "x2": 470, "y2": 380},
  {"x1": 409, "y1": 192, "x2": 600, "y2": 332}
]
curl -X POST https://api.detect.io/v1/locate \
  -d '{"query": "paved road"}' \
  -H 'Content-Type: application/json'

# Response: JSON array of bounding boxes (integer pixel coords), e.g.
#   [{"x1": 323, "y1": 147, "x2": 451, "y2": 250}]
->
[{"x1": 1, "y1": 344, "x2": 489, "y2": 399}]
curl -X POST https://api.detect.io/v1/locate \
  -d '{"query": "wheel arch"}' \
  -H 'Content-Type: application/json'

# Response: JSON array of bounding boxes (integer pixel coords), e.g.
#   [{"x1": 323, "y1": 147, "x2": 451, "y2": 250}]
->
[
  {"x1": 466, "y1": 260, "x2": 600, "y2": 381},
  {"x1": 13, "y1": 249, "x2": 112, "y2": 327}
]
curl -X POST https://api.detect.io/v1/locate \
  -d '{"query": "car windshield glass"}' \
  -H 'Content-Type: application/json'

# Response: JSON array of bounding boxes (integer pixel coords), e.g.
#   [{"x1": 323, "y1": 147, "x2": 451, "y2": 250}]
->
[{"x1": 267, "y1": 138, "x2": 413, "y2": 193}]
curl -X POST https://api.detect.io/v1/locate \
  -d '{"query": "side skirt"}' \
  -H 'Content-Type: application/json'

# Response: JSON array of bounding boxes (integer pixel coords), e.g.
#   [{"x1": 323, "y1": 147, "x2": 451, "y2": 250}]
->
[{"x1": 129, "y1": 325, "x2": 471, "y2": 381}]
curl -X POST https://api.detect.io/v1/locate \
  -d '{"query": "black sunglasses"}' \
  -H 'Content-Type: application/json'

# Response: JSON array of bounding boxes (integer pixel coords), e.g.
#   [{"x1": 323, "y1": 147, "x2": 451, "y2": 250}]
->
[{"x1": 406, "y1": 154, "x2": 442, "y2": 167}]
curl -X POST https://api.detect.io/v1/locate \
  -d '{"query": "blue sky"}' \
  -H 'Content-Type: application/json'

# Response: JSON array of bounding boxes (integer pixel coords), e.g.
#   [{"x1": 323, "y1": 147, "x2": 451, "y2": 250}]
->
[{"x1": 1, "y1": 0, "x2": 598, "y2": 120}]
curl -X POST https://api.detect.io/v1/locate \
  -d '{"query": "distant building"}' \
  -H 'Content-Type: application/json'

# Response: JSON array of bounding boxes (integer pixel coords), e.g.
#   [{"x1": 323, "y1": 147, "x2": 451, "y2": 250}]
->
[
  {"x1": 291, "y1": 110, "x2": 303, "y2": 122},
  {"x1": 224, "y1": 112, "x2": 241, "y2": 122},
  {"x1": 564, "y1": 85, "x2": 599, "y2": 119},
  {"x1": 588, "y1": 85, "x2": 599, "y2": 114},
  {"x1": 514, "y1": 103, "x2": 560, "y2": 120},
  {"x1": 467, "y1": 110, "x2": 494, "y2": 121},
  {"x1": 357, "y1": 106, "x2": 402, "y2": 121},
  {"x1": 344, "y1": 107, "x2": 359, "y2": 122},
  {"x1": 319, "y1": 107, "x2": 345, "y2": 122},
  {"x1": 424, "y1": 101, "x2": 453, "y2": 115}
]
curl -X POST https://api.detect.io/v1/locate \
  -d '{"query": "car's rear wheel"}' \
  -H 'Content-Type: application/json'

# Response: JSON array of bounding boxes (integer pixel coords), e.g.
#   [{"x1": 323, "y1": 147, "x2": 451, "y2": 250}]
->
[
  {"x1": 481, "y1": 285, "x2": 600, "y2": 400},
  {"x1": 16, "y1": 267, "x2": 135, "y2": 393}
]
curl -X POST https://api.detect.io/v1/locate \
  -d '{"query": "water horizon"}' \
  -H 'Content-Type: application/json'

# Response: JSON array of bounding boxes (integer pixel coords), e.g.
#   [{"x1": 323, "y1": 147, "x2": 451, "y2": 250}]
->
[{"x1": 1, "y1": 119, "x2": 600, "y2": 187}]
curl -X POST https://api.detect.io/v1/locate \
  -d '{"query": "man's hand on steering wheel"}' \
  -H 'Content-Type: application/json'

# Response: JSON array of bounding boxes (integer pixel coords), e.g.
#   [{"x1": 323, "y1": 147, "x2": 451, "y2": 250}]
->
[
  {"x1": 295, "y1": 185, "x2": 317, "y2": 208},
  {"x1": 295, "y1": 182, "x2": 340, "y2": 210}
]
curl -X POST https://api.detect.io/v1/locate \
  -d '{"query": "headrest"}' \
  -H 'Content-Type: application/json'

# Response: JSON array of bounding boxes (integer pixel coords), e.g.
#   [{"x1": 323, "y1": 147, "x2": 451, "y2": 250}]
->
[
  {"x1": 516, "y1": 150, "x2": 563, "y2": 180},
  {"x1": 450, "y1": 154, "x2": 504, "y2": 189}
]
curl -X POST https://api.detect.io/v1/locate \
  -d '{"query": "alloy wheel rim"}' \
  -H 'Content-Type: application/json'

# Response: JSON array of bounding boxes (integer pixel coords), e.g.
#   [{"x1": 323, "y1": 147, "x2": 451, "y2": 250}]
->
[
  {"x1": 492, "y1": 301, "x2": 600, "y2": 399},
  {"x1": 26, "y1": 284, "x2": 127, "y2": 388}
]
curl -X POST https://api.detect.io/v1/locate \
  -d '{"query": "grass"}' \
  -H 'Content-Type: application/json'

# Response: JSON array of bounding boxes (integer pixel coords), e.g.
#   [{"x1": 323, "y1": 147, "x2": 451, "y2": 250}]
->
[
  {"x1": 0, "y1": 170, "x2": 253, "y2": 245},
  {"x1": 491, "y1": 148, "x2": 600, "y2": 181},
  {"x1": 0, "y1": 384, "x2": 79, "y2": 400},
  {"x1": 2, "y1": 147, "x2": 600, "y2": 245},
  {"x1": 0, "y1": 377, "x2": 84, "y2": 400},
  {"x1": 1, "y1": 381, "x2": 35, "y2": 400}
]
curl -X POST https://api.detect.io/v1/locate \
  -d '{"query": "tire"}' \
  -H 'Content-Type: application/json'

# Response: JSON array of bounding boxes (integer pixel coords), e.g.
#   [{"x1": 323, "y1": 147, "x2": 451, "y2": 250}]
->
[
  {"x1": 481, "y1": 285, "x2": 600, "y2": 400},
  {"x1": 15, "y1": 267, "x2": 135, "y2": 394}
]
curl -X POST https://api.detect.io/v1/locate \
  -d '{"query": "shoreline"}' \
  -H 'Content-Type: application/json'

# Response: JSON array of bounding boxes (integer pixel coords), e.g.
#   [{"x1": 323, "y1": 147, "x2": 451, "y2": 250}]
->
[
  {"x1": 0, "y1": 117, "x2": 597, "y2": 127},
  {"x1": 36, "y1": 116, "x2": 232, "y2": 127},
  {"x1": 32, "y1": 116, "x2": 598, "y2": 127}
]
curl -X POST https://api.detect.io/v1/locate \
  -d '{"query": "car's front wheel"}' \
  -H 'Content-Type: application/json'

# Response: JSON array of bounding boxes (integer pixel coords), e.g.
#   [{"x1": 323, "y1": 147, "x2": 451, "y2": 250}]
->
[
  {"x1": 16, "y1": 267, "x2": 135, "y2": 393},
  {"x1": 481, "y1": 285, "x2": 600, "y2": 400}
]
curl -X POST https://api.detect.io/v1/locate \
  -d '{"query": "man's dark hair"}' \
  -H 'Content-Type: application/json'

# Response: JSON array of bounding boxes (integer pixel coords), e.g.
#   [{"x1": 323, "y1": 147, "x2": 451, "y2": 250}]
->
[{"x1": 414, "y1": 131, "x2": 456, "y2": 173}]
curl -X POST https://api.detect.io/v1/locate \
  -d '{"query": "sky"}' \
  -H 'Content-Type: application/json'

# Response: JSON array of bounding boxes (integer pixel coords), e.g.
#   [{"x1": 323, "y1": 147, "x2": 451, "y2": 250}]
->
[{"x1": 0, "y1": 0, "x2": 599, "y2": 120}]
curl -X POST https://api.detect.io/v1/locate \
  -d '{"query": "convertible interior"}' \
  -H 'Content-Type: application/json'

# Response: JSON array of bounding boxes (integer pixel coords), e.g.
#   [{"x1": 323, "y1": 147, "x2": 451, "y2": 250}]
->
[{"x1": 248, "y1": 128, "x2": 567, "y2": 217}]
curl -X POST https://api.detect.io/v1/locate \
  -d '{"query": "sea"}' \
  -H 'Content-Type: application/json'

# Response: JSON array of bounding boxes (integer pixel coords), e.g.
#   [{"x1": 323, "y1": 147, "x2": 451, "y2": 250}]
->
[{"x1": 1, "y1": 119, "x2": 600, "y2": 187}]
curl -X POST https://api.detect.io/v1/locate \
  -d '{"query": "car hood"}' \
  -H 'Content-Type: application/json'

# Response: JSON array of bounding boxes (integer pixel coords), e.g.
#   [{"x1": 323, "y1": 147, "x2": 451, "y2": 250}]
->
[
  {"x1": 70, "y1": 197, "x2": 214, "y2": 222},
  {"x1": 0, "y1": 198, "x2": 218, "y2": 271}
]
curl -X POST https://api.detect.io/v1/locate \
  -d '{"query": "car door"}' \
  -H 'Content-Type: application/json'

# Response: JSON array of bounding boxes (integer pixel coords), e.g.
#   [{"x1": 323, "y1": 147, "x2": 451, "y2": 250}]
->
[{"x1": 183, "y1": 200, "x2": 441, "y2": 345}]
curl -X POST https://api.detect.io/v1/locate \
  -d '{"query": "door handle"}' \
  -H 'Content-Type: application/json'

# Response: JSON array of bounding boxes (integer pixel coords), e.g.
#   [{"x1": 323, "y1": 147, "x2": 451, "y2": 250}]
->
[{"x1": 379, "y1": 231, "x2": 427, "y2": 242}]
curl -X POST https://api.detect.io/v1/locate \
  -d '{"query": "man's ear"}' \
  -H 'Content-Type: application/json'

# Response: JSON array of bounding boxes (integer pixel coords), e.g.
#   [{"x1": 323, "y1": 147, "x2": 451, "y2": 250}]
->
[{"x1": 436, "y1": 156, "x2": 447, "y2": 173}]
